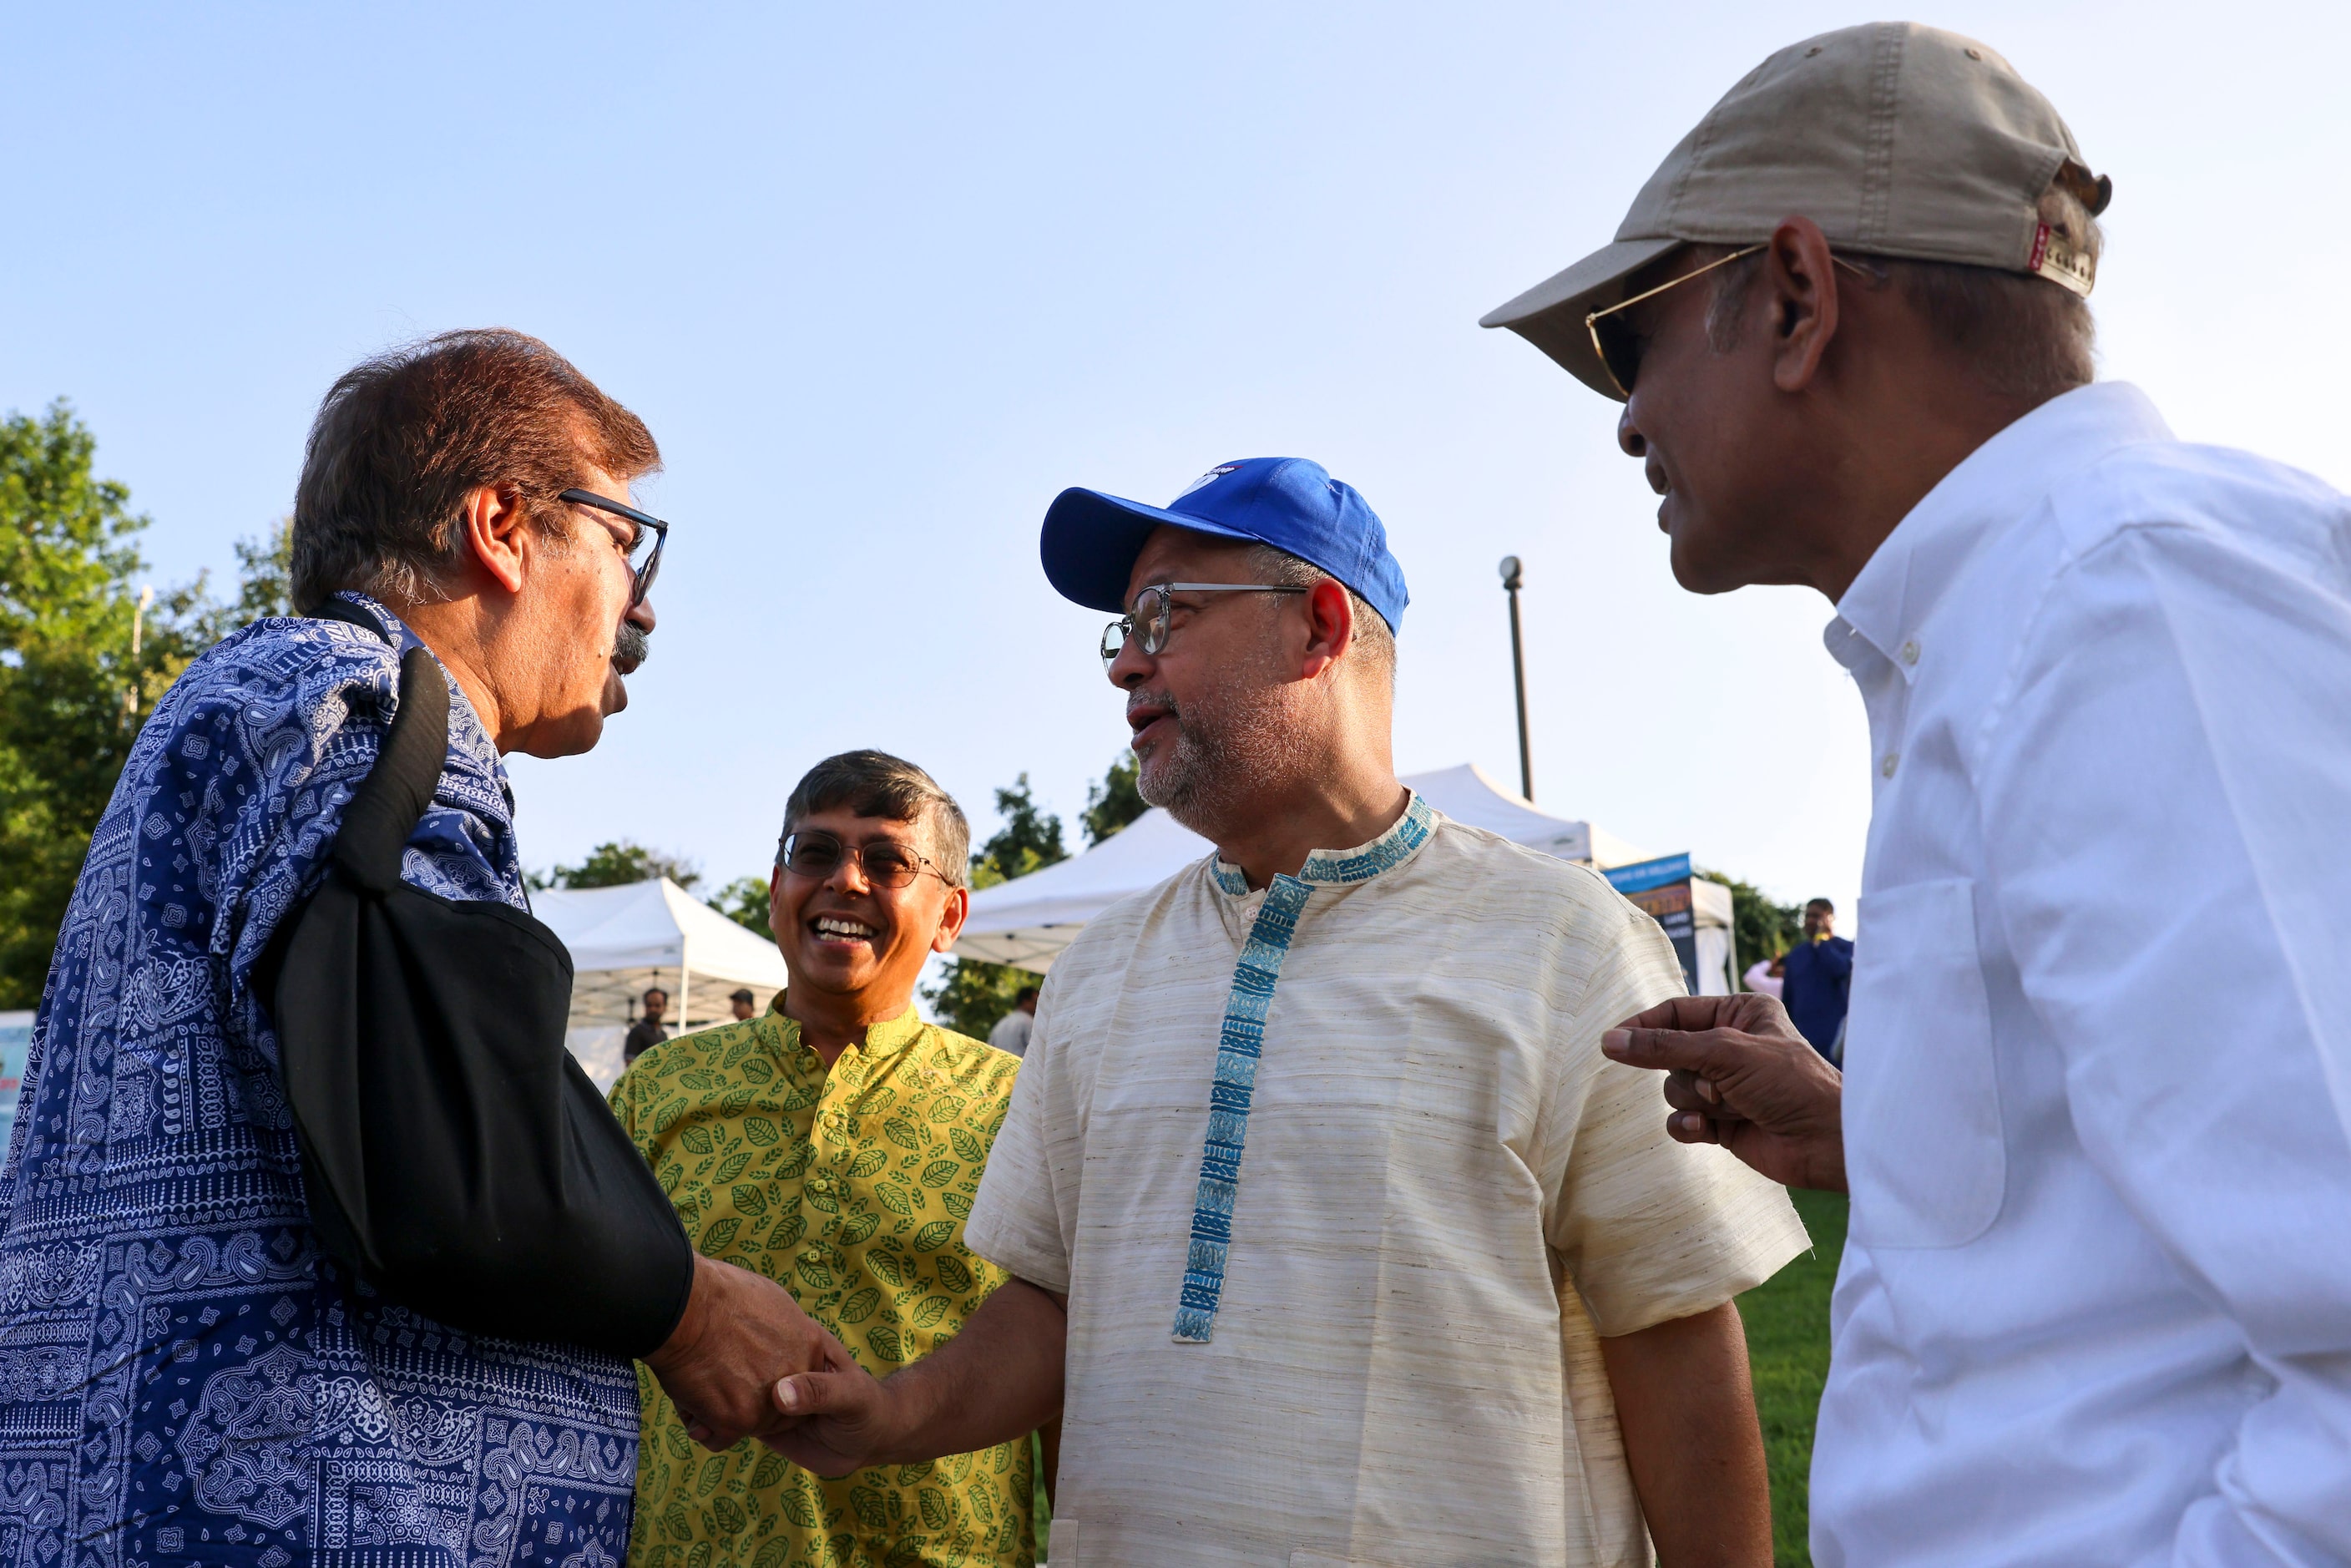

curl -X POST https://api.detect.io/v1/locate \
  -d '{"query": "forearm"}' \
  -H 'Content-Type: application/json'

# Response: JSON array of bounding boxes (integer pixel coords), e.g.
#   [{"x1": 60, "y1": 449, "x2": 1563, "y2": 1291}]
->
[
  {"x1": 872, "y1": 1277, "x2": 1066, "y2": 1464},
  {"x1": 1599, "y1": 1302, "x2": 1772, "y2": 1568}
]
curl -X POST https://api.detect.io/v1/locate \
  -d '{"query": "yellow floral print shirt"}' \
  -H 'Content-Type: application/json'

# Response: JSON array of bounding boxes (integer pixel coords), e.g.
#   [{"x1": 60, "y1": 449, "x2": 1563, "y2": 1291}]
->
[{"x1": 611, "y1": 999, "x2": 1033, "y2": 1568}]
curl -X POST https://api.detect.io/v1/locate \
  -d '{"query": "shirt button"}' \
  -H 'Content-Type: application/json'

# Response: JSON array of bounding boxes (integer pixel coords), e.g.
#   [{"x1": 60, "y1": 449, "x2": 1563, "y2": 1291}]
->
[
  {"x1": 1881, "y1": 752, "x2": 1900, "y2": 778},
  {"x1": 1898, "y1": 640, "x2": 1920, "y2": 665}
]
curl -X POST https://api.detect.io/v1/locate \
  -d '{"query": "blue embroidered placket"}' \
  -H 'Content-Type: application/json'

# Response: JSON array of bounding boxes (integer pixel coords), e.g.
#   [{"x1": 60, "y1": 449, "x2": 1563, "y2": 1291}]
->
[{"x1": 1172, "y1": 795, "x2": 1435, "y2": 1343}]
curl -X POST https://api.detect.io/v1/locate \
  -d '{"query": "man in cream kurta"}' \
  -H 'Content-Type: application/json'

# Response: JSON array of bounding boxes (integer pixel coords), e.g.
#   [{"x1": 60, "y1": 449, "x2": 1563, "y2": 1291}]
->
[{"x1": 964, "y1": 792, "x2": 1805, "y2": 1565}]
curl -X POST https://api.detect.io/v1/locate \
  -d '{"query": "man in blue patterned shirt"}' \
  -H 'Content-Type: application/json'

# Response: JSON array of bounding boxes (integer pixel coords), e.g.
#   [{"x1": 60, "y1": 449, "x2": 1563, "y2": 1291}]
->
[{"x1": 0, "y1": 330, "x2": 828, "y2": 1568}]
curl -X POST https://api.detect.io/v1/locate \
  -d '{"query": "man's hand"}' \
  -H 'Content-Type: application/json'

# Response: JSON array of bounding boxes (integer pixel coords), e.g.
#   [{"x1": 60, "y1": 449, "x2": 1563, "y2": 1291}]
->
[
  {"x1": 1602, "y1": 993, "x2": 1847, "y2": 1193},
  {"x1": 766, "y1": 1340, "x2": 909, "y2": 1477},
  {"x1": 644, "y1": 1254, "x2": 842, "y2": 1450}
]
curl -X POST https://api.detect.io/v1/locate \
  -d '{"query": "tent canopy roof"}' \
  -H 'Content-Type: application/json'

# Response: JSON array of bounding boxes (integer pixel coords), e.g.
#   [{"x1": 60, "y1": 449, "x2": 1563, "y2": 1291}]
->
[
  {"x1": 958, "y1": 764, "x2": 1656, "y2": 973},
  {"x1": 534, "y1": 878, "x2": 788, "y2": 1027}
]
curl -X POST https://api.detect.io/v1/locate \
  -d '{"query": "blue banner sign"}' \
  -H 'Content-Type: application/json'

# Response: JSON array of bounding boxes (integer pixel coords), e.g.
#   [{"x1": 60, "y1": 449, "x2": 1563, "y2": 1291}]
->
[{"x1": 1604, "y1": 852, "x2": 1694, "y2": 896}]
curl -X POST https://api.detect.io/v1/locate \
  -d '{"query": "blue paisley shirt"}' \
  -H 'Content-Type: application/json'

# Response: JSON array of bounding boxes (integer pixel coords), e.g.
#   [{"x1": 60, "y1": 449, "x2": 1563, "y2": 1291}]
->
[{"x1": 0, "y1": 594, "x2": 640, "y2": 1568}]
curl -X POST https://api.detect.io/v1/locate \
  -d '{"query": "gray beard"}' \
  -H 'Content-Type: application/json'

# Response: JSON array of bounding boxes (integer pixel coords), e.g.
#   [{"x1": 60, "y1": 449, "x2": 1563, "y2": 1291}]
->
[
  {"x1": 613, "y1": 621, "x2": 650, "y2": 675},
  {"x1": 1135, "y1": 675, "x2": 1316, "y2": 841}
]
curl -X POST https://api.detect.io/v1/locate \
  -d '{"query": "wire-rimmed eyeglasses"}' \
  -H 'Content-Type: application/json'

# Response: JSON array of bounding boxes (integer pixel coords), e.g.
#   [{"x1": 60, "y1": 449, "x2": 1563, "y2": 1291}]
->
[
  {"x1": 1100, "y1": 582, "x2": 1308, "y2": 671},
  {"x1": 1584, "y1": 245, "x2": 1878, "y2": 399},
  {"x1": 559, "y1": 488, "x2": 670, "y2": 608},
  {"x1": 777, "y1": 830, "x2": 957, "y2": 891}
]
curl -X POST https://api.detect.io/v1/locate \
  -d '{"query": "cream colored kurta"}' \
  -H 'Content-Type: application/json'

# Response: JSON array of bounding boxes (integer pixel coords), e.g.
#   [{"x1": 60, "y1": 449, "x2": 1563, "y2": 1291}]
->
[{"x1": 964, "y1": 801, "x2": 1809, "y2": 1568}]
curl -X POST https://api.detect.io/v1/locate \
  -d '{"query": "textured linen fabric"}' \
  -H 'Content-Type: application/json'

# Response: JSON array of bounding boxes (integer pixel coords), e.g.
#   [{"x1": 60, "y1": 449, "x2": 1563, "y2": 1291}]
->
[
  {"x1": 612, "y1": 1003, "x2": 1034, "y2": 1567},
  {"x1": 963, "y1": 802, "x2": 1807, "y2": 1567},
  {"x1": 1811, "y1": 382, "x2": 2351, "y2": 1567},
  {"x1": 0, "y1": 593, "x2": 641, "y2": 1568}
]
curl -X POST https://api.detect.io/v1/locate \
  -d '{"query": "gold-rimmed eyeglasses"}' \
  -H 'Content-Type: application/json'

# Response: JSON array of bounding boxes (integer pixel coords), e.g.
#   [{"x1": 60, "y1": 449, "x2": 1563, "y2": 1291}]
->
[{"x1": 1584, "y1": 245, "x2": 1878, "y2": 398}]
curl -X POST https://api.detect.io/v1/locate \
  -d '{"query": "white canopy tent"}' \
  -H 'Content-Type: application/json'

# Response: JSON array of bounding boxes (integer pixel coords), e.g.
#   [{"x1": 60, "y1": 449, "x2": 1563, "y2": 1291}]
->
[
  {"x1": 534, "y1": 878, "x2": 789, "y2": 1089},
  {"x1": 958, "y1": 764, "x2": 1660, "y2": 974}
]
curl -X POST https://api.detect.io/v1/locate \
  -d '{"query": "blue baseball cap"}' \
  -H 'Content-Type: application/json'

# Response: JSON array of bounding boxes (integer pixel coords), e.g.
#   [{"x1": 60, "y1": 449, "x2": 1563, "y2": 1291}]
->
[{"x1": 1040, "y1": 457, "x2": 1409, "y2": 634}]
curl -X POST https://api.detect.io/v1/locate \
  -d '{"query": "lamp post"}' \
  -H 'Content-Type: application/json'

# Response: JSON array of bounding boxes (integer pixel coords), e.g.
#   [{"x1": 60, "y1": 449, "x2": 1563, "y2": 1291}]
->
[{"x1": 1499, "y1": 555, "x2": 1532, "y2": 802}]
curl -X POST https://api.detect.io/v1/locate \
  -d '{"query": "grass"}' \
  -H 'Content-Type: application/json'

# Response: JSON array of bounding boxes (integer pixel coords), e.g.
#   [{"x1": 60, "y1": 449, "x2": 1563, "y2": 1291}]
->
[
  {"x1": 1738, "y1": 1187, "x2": 1847, "y2": 1567},
  {"x1": 1029, "y1": 1187, "x2": 1846, "y2": 1568}
]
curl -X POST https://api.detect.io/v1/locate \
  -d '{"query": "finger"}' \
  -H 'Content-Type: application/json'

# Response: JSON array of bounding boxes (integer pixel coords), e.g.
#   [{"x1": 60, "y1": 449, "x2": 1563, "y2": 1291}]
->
[
  {"x1": 1665, "y1": 1110, "x2": 1724, "y2": 1145},
  {"x1": 1602, "y1": 1025, "x2": 1722, "y2": 1073},
  {"x1": 1663, "y1": 1073, "x2": 1747, "y2": 1120},
  {"x1": 772, "y1": 1368, "x2": 863, "y2": 1418},
  {"x1": 1611, "y1": 994, "x2": 1745, "y2": 1034}
]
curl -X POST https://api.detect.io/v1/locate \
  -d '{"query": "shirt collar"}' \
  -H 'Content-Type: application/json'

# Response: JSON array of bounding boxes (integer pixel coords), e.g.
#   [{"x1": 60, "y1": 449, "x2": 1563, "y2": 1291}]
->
[
  {"x1": 1209, "y1": 791, "x2": 1437, "y2": 897},
  {"x1": 1827, "y1": 382, "x2": 2173, "y2": 680},
  {"x1": 766, "y1": 994, "x2": 928, "y2": 1065},
  {"x1": 331, "y1": 589, "x2": 429, "y2": 658}
]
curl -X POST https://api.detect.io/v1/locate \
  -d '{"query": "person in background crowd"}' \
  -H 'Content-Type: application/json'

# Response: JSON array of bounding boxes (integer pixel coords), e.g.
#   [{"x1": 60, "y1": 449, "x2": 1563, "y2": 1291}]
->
[
  {"x1": 729, "y1": 986, "x2": 759, "y2": 1022},
  {"x1": 1777, "y1": 898, "x2": 1851, "y2": 1060},
  {"x1": 1739, "y1": 952, "x2": 1783, "y2": 1000},
  {"x1": 763, "y1": 458, "x2": 1807, "y2": 1567},
  {"x1": 0, "y1": 330, "x2": 829, "y2": 1567},
  {"x1": 614, "y1": 750, "x2": 1035, "y2": 1568},
  {"x1": 987, "y1": 984, "x2": 1039, "y2": 1059},
  {"x1": 625, "y1": 984, "x2": 671, "y2": 1066},
  {"x1": 1486, "y1": 23, "x2": 2351, "y2": 1564}
]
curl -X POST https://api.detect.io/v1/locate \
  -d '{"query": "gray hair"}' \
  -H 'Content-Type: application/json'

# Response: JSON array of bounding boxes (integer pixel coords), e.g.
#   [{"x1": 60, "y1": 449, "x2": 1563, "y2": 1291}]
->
[
  {"x1": 1241, "y1": 544, "x2": 1398, "y2": 686},
  {"x1": 1704, "y1": 180, "x2": 2103, "y2": 404},
  {"x1": 781, "y1": 750, "x2": 971, "y2": 888}
]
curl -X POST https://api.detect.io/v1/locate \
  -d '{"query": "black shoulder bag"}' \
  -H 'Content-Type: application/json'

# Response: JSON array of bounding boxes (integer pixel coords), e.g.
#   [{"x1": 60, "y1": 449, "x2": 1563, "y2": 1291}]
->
[{"x1": 264, "y1": 606, "x2": 694, "y2": 1357}]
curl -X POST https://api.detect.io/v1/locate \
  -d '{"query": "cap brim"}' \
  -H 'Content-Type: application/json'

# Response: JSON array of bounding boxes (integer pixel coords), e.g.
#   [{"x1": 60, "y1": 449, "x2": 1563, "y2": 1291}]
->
[
  {"x1": 1039, "y1": 487, "x2": 1261, "y2": 614},
  {"x1": 1479, "y1": 235, "x2": 1684, "y2": 402}
]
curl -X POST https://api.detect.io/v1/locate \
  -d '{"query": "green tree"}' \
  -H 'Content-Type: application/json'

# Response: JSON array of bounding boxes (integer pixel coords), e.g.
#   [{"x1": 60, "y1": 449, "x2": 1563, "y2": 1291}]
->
[
  {"x1": 231, "y1": 516, "x2": 294, "y2": 623},
  {"x1": 711, "y1": 873, "x2": 773, "y2": 935},
  {"x1": 0, "y1": 402, "x2": 224, "y2": 1004},
  {"x1": 923, "y1": 774, "x2": 1067, "y2": 1039},
  {"x1": 1698, "y1": 867, "x2": 1802, "y2": 989},
  {"x1": 538, "y1": 839, "x2": 701, "y2": 891},
  {"x1": 1080, "y1": 752, "x2": 1147, "y2": 846}
]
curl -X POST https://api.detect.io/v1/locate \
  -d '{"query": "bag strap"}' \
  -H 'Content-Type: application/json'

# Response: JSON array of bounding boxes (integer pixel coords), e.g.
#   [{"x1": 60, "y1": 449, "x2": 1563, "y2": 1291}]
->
[{"x1": 313, "y1": 600, "x2": 452, "y2": 896}]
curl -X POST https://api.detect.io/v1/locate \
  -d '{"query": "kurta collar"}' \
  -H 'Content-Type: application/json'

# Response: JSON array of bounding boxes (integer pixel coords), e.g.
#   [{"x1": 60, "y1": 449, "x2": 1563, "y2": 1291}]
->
[
  {"x1": 1208, "y1": 792, "x2": 1437, "y2": 898},
  {"x1": 1827, "y1": 382, "x2": 2172, "y2": 683},
  {"x1": 766, "y1": 994, "x2": 927, "y2": 1068}
]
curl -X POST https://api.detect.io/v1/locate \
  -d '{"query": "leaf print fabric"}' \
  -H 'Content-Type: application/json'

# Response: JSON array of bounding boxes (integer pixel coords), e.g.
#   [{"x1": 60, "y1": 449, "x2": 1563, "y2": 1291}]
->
[{"x1": 610, "y1": 1003, "x2": 1032, "y2": 1568}]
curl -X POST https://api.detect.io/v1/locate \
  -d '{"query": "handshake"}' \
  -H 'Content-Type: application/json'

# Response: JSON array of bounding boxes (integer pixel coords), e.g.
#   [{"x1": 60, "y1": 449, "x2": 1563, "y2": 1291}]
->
[{"x1": 642, "y1": 1253, "x2": 856, "y2": 1450}]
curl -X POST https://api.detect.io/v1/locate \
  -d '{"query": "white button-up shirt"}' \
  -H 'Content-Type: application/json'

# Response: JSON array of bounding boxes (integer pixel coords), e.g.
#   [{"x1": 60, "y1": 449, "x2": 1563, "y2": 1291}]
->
[{"x1": 1813, "y1": 382, "x2": 2351, "y2": 1566}]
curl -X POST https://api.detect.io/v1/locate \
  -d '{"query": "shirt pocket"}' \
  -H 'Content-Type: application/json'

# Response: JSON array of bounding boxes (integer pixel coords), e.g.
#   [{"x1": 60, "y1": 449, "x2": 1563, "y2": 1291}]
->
[{"x1": 1844, "y1": 877, "x2": 2005, "y2": 1250}]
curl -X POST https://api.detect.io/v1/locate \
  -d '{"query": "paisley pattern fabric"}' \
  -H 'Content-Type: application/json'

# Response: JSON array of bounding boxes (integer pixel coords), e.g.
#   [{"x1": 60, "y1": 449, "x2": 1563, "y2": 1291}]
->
[
  {"x1": 610, "y1": 1003, "x2": 1032, "y2": 1568},
  {"x1": 0, "y1": 594, "x2": 642, "y2": 1568}
]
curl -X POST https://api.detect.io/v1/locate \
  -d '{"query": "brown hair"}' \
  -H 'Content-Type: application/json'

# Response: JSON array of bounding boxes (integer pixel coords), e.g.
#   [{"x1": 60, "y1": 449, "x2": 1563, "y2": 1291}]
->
[
  {"x1": 781, "y1": 751, "x2": 972, "y2": 888},
  {"x1": 288, "y1": 329, "x2": 660, "y2": 613}
]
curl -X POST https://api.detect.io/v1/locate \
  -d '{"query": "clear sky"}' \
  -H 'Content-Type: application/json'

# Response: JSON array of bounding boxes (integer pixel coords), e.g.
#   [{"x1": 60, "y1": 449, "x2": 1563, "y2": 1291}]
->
[{"x1": 7, "y1": 1, "x2": 2344, "y2": 931}]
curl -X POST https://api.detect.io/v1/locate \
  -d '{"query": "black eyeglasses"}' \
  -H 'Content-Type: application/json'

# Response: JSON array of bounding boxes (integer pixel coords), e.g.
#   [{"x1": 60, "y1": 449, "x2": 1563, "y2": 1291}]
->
[
  {"x1": 777, "y1": 831, "x2": 956, "y2": 891},
  {"x1": 558, "y1": 488, "x2": 670, "y2": 608}
]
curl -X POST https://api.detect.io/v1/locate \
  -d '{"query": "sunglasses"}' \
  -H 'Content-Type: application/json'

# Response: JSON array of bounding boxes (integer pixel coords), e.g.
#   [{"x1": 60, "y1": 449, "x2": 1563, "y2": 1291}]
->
[
  {"x1": 558, "y1": 488, "x2": 670, "y2": 608},
  {"x1": 1584, "y1": 245, "x2": 1878, "y2": 399},
  {"x1": 777, "y1": 831, "x2": 954, "y2": 892}
]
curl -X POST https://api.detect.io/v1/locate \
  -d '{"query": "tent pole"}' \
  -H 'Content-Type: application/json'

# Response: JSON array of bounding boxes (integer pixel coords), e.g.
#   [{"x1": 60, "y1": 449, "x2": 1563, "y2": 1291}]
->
[{"x1": 1499, "y1": 556, "x2": 1534, "y2": 802}]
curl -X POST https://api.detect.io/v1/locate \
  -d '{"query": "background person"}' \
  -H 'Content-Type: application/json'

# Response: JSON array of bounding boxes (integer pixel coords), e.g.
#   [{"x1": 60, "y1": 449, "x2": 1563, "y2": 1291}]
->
[
  {"x1": 0, "y1": 330, "x2": 829, "y2": 1568},
  {"x1": 986, "y1": 985, "x2": 1038, "y2": 1059},
  {"x1": 765, "y1": 458, "x2": 1807, "y2": 1567},
  {"x1": 1485, "y1": 23, "x2": 2351, "y2": 1564},
  {"x1": 614, "y1": 751, "x2": 1036, "y2": 1567},
  {"x1": 1777, "y1": 898, "x2": 1850, "y2": 1060},
  {"x1": 729, "y1": 986, "x2": 759, "y2": 1021},
  {"x1": 626, "y1": 985, "x2": 672, "y2": 1066}
]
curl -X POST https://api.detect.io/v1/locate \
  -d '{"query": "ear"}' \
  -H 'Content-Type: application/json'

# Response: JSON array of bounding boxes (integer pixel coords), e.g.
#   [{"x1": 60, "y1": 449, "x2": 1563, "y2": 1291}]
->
[
  {"x1": 930, "y1": 885, "x2": 971, "y2": 953},
  {"x1": 1298, "y1": 579, "x2": 1355, "y2": 680},
  {"x1": 766, "y1": 864, "x2": 787, "y2": 945},
  {"x1": 1762, "y1": 216, "x2": 1843, "y2": 394},
  {"x1": 457, "y1": 482, "x2": 532, "y2": 596}
]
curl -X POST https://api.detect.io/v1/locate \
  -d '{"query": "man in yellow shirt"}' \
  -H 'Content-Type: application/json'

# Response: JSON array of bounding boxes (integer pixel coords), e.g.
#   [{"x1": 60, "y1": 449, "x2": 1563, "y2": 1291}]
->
[{"x1": 613, "y1": 750, "x2": 1033, "y2": 1567}]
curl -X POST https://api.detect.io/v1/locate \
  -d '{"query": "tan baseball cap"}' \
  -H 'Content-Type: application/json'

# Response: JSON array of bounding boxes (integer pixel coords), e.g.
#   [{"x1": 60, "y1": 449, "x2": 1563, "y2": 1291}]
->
[{"x1": 1481, "y1": 22, "x2": 2111, "y2": 401}]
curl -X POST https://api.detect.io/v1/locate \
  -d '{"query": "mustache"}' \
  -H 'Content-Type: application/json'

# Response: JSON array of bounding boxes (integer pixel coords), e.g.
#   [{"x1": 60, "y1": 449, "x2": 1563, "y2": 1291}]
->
[
  {"x1": 613, "y1": 622, "x2": 650, "y2": 675},
  {"x1": 1125, "y1": 688, "x2": 1178, "y2": 729}
]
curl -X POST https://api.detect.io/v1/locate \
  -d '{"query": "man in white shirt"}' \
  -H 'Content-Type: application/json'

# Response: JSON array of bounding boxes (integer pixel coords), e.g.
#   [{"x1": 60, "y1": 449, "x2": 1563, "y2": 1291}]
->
[
  {"x1": 766, "y1": 456, "x2": 1809, "y2": 1565},
  {"x1": 1483, "y1": 22, "x2": 2351, "y2": 1566}
]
